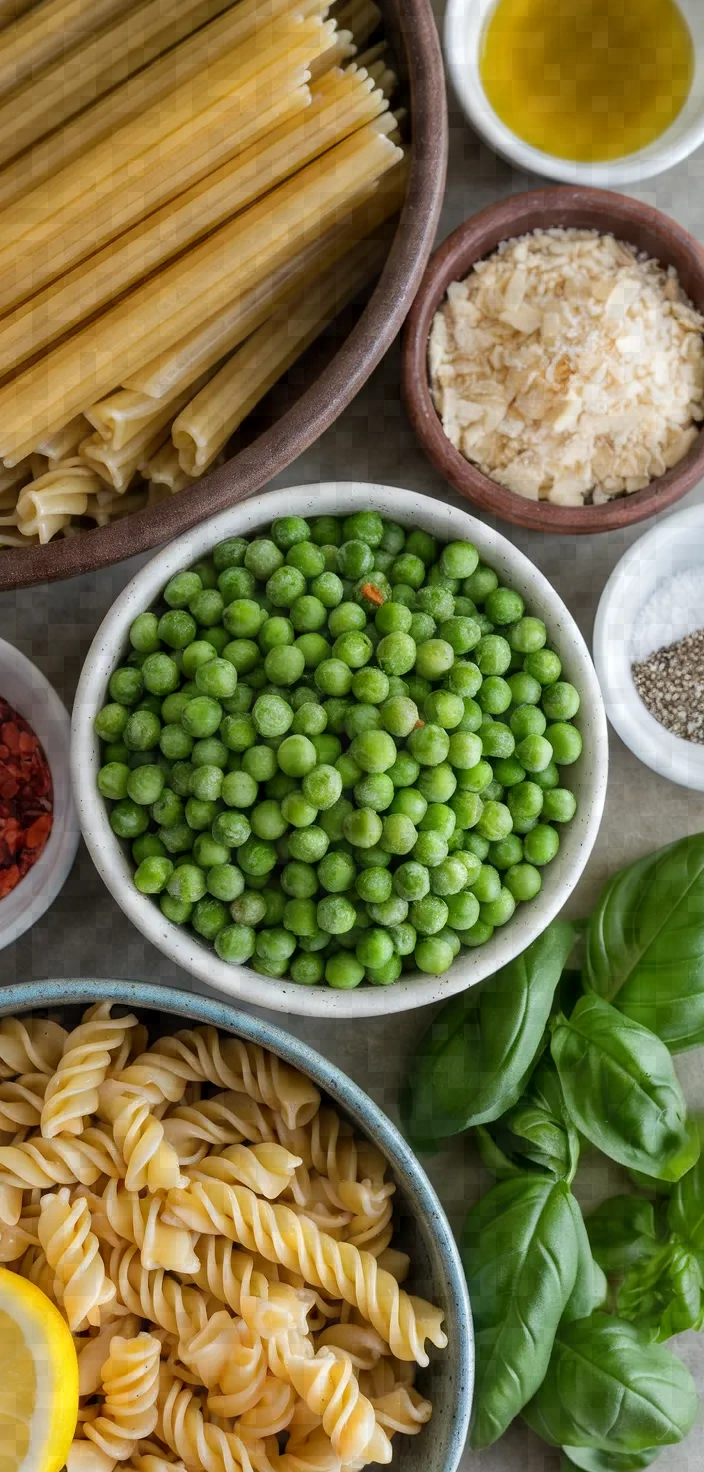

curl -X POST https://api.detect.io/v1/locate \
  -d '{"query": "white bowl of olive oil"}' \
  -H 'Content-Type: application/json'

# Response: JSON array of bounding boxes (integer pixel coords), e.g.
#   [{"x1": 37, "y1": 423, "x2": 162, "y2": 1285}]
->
[{"x1": 445, "y1": 0, "x2": 704, "y2": 185}]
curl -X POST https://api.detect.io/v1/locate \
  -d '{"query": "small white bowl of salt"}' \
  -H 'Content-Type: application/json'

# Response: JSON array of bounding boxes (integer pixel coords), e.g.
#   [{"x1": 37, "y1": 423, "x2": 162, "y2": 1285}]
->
[
  {"x1": 597, "y1": 500, "x2": 704, "y2": 788},
  {"x1": 594, "y1": 504, "x2": 704, "y2": 789}
]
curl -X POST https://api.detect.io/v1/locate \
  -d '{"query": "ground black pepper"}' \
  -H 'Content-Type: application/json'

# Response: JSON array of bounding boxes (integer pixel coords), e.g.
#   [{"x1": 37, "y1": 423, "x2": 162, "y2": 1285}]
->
[{"x1": 632, "y1": 628, "x2": 704, "y2": 743}]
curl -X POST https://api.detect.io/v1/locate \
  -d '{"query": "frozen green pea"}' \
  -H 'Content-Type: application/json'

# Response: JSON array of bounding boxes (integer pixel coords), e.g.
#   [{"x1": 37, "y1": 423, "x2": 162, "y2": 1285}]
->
[
  {"x1": 132, "y1": 833, "x2": 166, "y2": 864},
  {"x1": 416, "y1": 585, "x2": 455, "y2": 622},
  {"x1": 212, "y1": 810, "x2": 250, "y2": 848},
  {"x1": 413, "y1": 830, "x2": 448, "y2": 867},
  {"x1": 190, "y1": 896, "x2": 228, "y2": 940},
  {"x1": 129, "y1": 611, "x2": 161, "y2": 653},
  {"x1": 134, "y1": 855, "x2": 174, "y2": 894},
  {"x1": 123, "y1": 709, "x2": 161, "y2": 751},
  {"x1": 342, "y1": 807, "x2": 382, "y2": 849},
  {"x1": 252, "y1": 693, "x2": 293, "y2": 738},
  {"x1": 545, "y1": 722, "x2": 582, "y2": 765},
  {"x1": 506, "y1": 862, "x2": 542, "y2": 902},
  {"x1": 520, "y1": 821, "x2": 560, "y2": 869},
  {"x1": 302, "y1": 764, "x2": 343, "y2": 810},
  {"x1": 157, "y1": 610, "x2": 196, "y2": 649},
  {"x1": 429, "y1": 856, "x2": 468, "y2": 896},
  {"x1": 290, "y1": 953, "x2": 325, "y2": 985},
  {"x1": 457, "y1": 759, "x2": 493, "y2": 793},
  {"x1": 354, "y1": 773, "x2": 394, "y2": 812},
  {"x1": 250, "y1": 800, "x2": 287, "y2": 841},
  {"x1": 390, "y1": 788, "x2": 427, "y2": 825},
  {"x1": 375, "y1": 601, "x2": 412, "y2": 636},
  {"x1": 151, "y1": 789, "x2": 183, "y2": 827},
  {"x1": 292, "y1": 703, "x2": 327, "y2": 738},
  {"x1": 417, "y1": 764, "x2": 457, "y2": 804},
  {"x1": 189, "y1": 765, "x2": 223, "y2": 802},
  {"x1": 376, "y1": 631, "x2": 416, "y2": 677},
  {"x1": 532, "y1": 760, "x2": 560, "y2": 790},
  {"x1": 485, "y1": 587, "x2": 524, "y2": 626},
  {"x1": 480, "y1": 722, "x2": 515, "y2": 760},
  {"x1": 380, "y1": 813, "x2": 417, "y2": 855},
  {"x1": 287, "y1": 825, "x2": 329, "y2": 863},
  {"x1": 238, "y1": 838, "x2": 278, "y2": 876},
  {"x1": 524, "y1": 649, "x2": 562, "y2": 685},
  {"x1": 166, "y1": 863, "x2": 206, "y2": 904},
  {"x1": 516, "y1": 734, "x2": 554, "y2": 773},
  {"x1": 450, "y1": 791, "x2": 483, "y2": 830},
  {"x1": 280, "y1": 860, "x2": 318, "y2": 898},
  {"x1": 258, "y1": 616, "x2": 294, "y2": 654},
  {"x1": 393, "y1": 861, "x2": 430, "y2": 901},
  {"x1": 160, "y1": 894, "x2": 193, "y2": 925},
  {"x1": 277, "y1": 734, "x2": 317, "y2": 777},
  {"x1": 410, "y1": 894, "x2": 449, "y2": 935},
  {"x1": 508, "y1": 671, "x2": 542, "y2": 706},
  {"x1": 424, "y1": 690, "x2": 464, "y2": 729},
  {"x1": 477, "y1": 676, "x2": 512, "y2": 715},
  {"x1": 489, "y1": 833, "x2": 523, "y2": 870},
  {"x1": 355, "y1": 866, "x2": 393, "y2": 904},
  {"x1": 95, "y1": 704, "x2": 129, "y2": 742},
  {"x1": 491, "y1": 756, "x2": 526, "y2": 788},
  {"x1": 388, "y1": 921, "x2": 416, "y2": 955},
  {"x1": 475, "y1": 635, "x2": 512, "y2": 677},
  {"x1": 222, "y1": 640, "x2": 259, "y2": 676},
  {"x1": 160, "y1": 726, "x2": 193, "y2": 763},
  {"x1": 407, "y1": 724, "x2": 449, "y2": 767},
  {"x1": 213, "y1": 537, "x2": 248, "y2": 570},
  {"x1": 317, "y1": 895, "x2": 356, "y2": 934},
  {"x1": 193, "y1": 834, "x2": 229, "y2": 869},
  {"x1": 439, "y1": 616, "x2": 481, "y2": 656},
  {"x1": 169, "y1": 761, "x2": 194, "y2": 796},
  {"x1": 509, "y1": 617, "x2": 547, "y2": 654},
  {"x1": 414, "y1": 639, "x2": 454, "y2": 680},
  {"x1": 126, "y1": 764, "x2": 164, "y2": 806},
  {"x1": 447, "y1": 731, "x2": 483, "y2": 769},
  {"x1": 98, "y1": 762, "x2": 130, "y2": 800},
  {"x1": 280, "y1": 791, "x2": 318, "y2": 828},
  {"x1": 109, "y1": 666, "x2": 143, "y2": 706},
  {"x1": 356, "y1": 928, "x2": 394, "y2": 970},
  {"x1": 351, "y1": 667, "x2": 389, "y2": 706},
  {"x1": 216, "y1": 923, "x2": 256, "y2": 964},
  {"x1": 481, "y1": 887, "x2": 516, "y2": 927},
  {"x1": 387, "y1": 751, "x2": 420, "y2": 788},
  {"x1": 445, "y1": 661, "x2": 483, "y2": 698},
  {"x1": 184, "y1": 797, "x2": 219, "y2": 830},
  {"x1": 325, "y1": 953, "x2": 364, "y2": 988},
  {"x1": 469, "y1": 863, "x2": 501, "y2": 904},
  {"x1": 542, "y1": 787, "x2": 577, "y2": 823},
  {"x1": 541, "y1": 681, "x2": 581, "y2": 721},
  {"x1": 230, "y1": 890, "x2": 267, "y2": 926},
  {"x1": 317, "y1": 851, "x2": 356, "y2": 894},
  {"x1": 445, "y1": 890, "x2": 480, "y2": 931},
  {"x1": 220, "y1": 715, "x2": 256, "y2": 753},
  {"x1": 181, "y1": 697, "x2": 222, "y2": 739},
  {"x1": 510, "y1": 705, "x2": 547, "y2": 741},
  {"x1": 158, "y1": 821, "x2": 195, "y2": 854}
]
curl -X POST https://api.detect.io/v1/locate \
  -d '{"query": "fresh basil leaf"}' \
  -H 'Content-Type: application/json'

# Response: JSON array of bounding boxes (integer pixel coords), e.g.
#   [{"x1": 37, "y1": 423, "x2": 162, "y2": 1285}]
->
[
  {"x1": 562, "y1": 1198, "x2": 608, "y2": 1324},
  {"x1": 401, "y1": 921, "x2": 575, "y2": 1147},
  {"x1": 586, "y1": 1196, "x2": 659, "y2": 1276},
  {"x1": 462, "y1": 1174, "x2": 581, "y2": 1449},
  {"x1": 551, "y1": 996, "x2": 700, "y2": 1182},
  {"x1": 668, "y1": 1153, "x2": 704, "y2": 1254},
  {"x1": 478, "y1": 1059, "x2": 580, "y2": 1184},
  {"x1": 616, "y1": 1241, "x2": 704, "y2": 1341},
  {"x1": 524, "y1": 1314, "x2": 698, "y2": 1453},
  {"x1": 584, "y1": 835, "x2": 704, "y2": 1052},
  {"x1": 563, "y1": 1447, "x2": 662, "y2": 1471}
]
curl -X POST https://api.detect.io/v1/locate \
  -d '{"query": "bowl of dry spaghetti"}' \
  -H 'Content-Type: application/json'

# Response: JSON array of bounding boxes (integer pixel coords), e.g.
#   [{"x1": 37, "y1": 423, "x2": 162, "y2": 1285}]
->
[
  {"x1": 0, "y1": 978, "x2": 472, "y2": 1472},
  {"x1": 0, "y1": 0, "x2": 447, "y2": 591}
]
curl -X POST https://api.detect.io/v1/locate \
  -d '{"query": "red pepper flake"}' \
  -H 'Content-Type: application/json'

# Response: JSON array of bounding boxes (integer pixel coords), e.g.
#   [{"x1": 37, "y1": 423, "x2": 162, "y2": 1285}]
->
[
  {"x1": 413, "y1": 719, "x2": 425, "y2": 730},
  {"x1": 360, "y1": 582, "x2": 385, "y2": 607},
  {"x1": 0, "y1": 698, "x2": 53, "y2": 900}
]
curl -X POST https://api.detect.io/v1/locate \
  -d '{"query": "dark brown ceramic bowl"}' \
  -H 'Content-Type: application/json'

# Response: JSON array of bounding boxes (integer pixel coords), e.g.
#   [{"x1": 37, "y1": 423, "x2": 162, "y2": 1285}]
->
[
  {"x1": 402, "y1": 186, "x2": 704, "y2": 535},
  {"x1": 0, "y1": 0, "x2": 447, "y2": 591}
]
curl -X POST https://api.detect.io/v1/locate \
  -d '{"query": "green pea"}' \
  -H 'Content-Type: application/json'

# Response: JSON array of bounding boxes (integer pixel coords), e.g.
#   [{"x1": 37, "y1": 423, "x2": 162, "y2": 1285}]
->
[
  {"x1": 380, "y1": 813, "x2": 417, "y2": 855},
  {"x1": 417, "y1": 764, "x2": 457, "y2": 804},
  {"x1": 410, "y1": 894, "x2": 449, "y2": 935},
  {"x1": 95, "y1": 703, "x2": 129, "y2": 742},
  {"x1": 542, "y1": 787, "x2": 577, "y2": 823},
  {"x1": 450, "y1": 791, "x2": 483, "y2": 830},
  {"x1": 505, "y1": 862, "x2": 542, "y2": 902},
  {"x1": 354, "y1": 773, "x2": 394, "y2": 812},
  {"x1": 343, "y1": 808, "x2": 383, "y2": 849},
  {"x1": 445, "y1": 890, "x2": 480, "y2": 931},
  {"x1": 480, "y1": 887, "x2": 516, "y2": 927},
  {"x1": 123, "y1": 709, "x2": 161, "y2": 751},
  {"x1": 414, "y1": 639, "x2": 455, "y2": 680},
  {"x1": 545, "y1": 722, "x2": 582, "y2": 765},
  {"x1": 280, "y1": 791, "x2": 318, "y2": 829},
  {"x1": 98, "y1": 762, "x2": 130, "y2": 800},
  {"x1": 355, "y1": 866, "x2": 393, "y2": 903},
  {"x1": 126, "y1": 764, "x2": 164, "y2": 806},
  {"x1": 388, "y1": 751, "x2": 420, "y2": 788},
  {"x1": 108, "y1": 666, "x2": 143, "y2": 706},
  {"x1": 212, "y1": 810, "x2": 251, "y2": 848},
  {"x1": 238, "y1": 838, "x2": 278, "y2": 875},
  {"x1": 221, "y1": 715, "x2": 257, "y2": 752},
  {"x1": 213, "y1": 537, "x2": 248, "y2": 570},
  {"x1": 290, "y1": 953, "x2": 325, "y2": 984},
  {"x1": 252, "y1": 693, "x2": 293, "y2": 738},
  {"x1": 287, "y1": 826, "x2": 329, "y2": 863},
  {"x1": 157, "y1": 610, "x2": 196, "y2": 649},
  {"x1": 160, "y1": 894, "x2": 193, "y2": 925},
  {"x1": 429, "y1": 856, "x2": 467, "y2": 896},
  {"x1": 413, "y1": 830, "x2": 448, "y2": 867},
  {"x1": 480, "y1": 722, "x2": 515, "y2": 760},
  {"x1": 509, "y1": 617, "x2": 547, "y2": 654},
  {"x1": 445, "y1": 661, "x2": 483, "y2": 698},
  {"x1": 317, "y1": 895, "x2": 356, "y2": 934},
  {"x1": 278, "y1": 734, "x2": 317, "y2": 778},
  {"x1": 129, "y1": 611, "x2": 161, "y2": 653},
  {"x1": 194, "y1": 834, "x2": 230, "y2": 868},
  {"x1": 390, "y1": 788, "x2": 427, "y2": 825},
  {"x1": 524, "y1": 648, "x2": 562, "y2": 685},
  {"x1": 325, "y1": 953, "x2": 364, "y2": 988},
  {"x1": 524, "y1": 823, "x2": 560, "y2": 866},
  {"x1": 215, "y1": 923, "x2": 256, "y2": 964},
  {"x1": 510, "y1": 705, "x2": 547, "y2": 741}
]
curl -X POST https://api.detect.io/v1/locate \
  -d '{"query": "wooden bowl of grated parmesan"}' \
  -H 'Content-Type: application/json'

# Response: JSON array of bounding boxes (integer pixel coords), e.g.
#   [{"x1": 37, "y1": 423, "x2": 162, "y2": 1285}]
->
[{"x1": 402, "y1": 187, "x2": 704, "y2": 534}]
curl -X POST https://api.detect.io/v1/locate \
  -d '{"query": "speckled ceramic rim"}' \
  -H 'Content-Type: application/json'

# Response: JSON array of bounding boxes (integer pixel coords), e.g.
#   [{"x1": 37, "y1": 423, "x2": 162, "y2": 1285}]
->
[
  {"x1": 594, "y1": 503, "x2": 704, "y2": 791},
  {"x1": 0, "y1": 975, "x2": 474, "y2": 1472},
  {"x1": 0, "y1": 638, "x2": 79, "y2": 950},
  {"x1": 0, "y1": 0, "x2": 448, "y2": 594},
  {"x1": 71, "y1": 481, "x2": 609, "y2": 1018}
]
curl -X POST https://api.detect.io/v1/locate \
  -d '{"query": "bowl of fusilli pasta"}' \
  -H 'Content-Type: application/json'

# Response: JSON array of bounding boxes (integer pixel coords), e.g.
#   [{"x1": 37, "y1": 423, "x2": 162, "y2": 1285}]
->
[{"x1": 0, "y1": 977, "x2": 472, "y2": 1472}]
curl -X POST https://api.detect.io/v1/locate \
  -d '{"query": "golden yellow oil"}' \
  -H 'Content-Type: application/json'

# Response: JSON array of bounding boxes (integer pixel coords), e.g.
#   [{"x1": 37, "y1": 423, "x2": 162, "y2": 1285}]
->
[{"x1": 479, "y1": 0, "x2": 694, "y2": 162}]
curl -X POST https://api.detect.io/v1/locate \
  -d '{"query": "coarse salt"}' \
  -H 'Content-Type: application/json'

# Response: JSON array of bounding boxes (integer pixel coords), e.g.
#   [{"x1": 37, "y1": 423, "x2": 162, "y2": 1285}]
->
[
  {"x1": 630, "y1": 566, "x2": 704, "y2": 663},
  {"x1": 428, "y1": 229, "x2": 704, "y2": 507}
]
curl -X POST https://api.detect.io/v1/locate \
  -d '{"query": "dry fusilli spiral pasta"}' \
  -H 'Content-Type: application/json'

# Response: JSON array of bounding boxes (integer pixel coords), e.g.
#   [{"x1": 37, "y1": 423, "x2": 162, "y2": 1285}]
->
[
  {"x1": 0, "y1": 1017, "x2": 66, "y2": 1077},
  {"x1": 164, "y1": 1180, "x2": 447, "y2": 1365},
  {"x1": 0, "y1": 1122, "x2": 123, "y2": 1203},
  {"x1": 38, "y1": 1186, "x2": 116, "y2": 1329},
  {"x1": 76, "y1": 1312, "x2": 143, "y2": 1394},
  {"x1": 100, "y1": 1084, "x2": 185, "y2": 1194},
  {"x1": 85, "y1": 1332, "x2": 161, "y2": 1461},
  {"x1": 181, "y1": 1312, "x2": 267, "y2": 1414},
  {"x1": 41, "y1": 1003, "x2": 139, "y2": 1139}
]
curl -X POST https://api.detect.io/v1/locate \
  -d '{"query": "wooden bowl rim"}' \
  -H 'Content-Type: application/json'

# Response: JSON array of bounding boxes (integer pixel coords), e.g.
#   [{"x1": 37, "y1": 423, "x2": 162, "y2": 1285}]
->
[
  {"x1": 401, "y1": 184, "x2": 704, "y2": 535},
  {"x1": 0, "y1": 0, "x2": 448, "y2": 591}
]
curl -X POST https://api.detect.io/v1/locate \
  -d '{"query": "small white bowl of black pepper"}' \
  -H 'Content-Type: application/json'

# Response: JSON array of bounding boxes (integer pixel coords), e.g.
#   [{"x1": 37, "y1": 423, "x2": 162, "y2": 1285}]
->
[{"x1": 594, "y1": 504, "x2": 704, "y2": 790}]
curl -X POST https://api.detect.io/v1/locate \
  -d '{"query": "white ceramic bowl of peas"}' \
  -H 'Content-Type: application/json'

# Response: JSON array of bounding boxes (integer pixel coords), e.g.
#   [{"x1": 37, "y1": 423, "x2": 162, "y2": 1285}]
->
[{"x1": 71, "y1": 482, "x2": 608, "y2": 1018}]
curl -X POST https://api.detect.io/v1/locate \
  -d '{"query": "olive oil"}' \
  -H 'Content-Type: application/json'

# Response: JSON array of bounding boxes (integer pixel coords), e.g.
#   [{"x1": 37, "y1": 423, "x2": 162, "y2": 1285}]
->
[{"x1": 479, "y1": 0, "x2": 694, "y2": 162}]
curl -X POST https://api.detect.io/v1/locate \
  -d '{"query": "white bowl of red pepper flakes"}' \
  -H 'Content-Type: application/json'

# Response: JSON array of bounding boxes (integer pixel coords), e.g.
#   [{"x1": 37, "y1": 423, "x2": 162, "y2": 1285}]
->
[{"x1": 0, "y1": 638, "x2": 78, "y2": 949}]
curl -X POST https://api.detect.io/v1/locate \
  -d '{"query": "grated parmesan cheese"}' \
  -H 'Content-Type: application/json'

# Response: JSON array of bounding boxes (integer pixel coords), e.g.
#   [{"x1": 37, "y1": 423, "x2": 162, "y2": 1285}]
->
[{"x1": 428, "y1": 229, "x2": 704, "y2": 506}]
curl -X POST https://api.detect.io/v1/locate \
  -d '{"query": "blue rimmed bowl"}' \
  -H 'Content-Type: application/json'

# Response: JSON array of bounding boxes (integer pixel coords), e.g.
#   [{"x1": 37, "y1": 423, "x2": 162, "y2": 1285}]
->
[{"x1": 0, "y1": 976, "x2": 473, "y2": 1472}]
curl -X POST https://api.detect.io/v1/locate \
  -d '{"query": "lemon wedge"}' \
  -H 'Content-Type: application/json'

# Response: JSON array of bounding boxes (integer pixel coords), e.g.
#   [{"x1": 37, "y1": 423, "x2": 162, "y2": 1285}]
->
[{"x1": 0, "y1": 1266, "x2": 78, "y2": 1472}]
